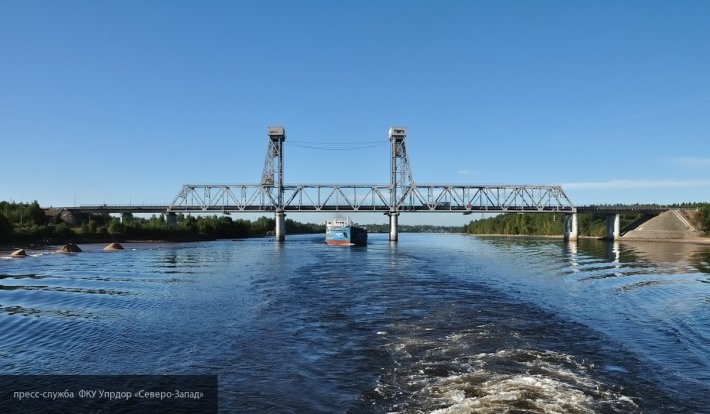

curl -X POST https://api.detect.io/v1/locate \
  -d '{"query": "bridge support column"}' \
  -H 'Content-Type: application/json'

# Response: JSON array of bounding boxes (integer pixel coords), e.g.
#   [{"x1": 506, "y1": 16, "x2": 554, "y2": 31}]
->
[
  {"x1": 389, "y1": 212, "x2": 399, "y2": 242},
  {"x1": 166, "y1": 212, "x2": 177, "y2": 227},
  {"x1": 563, "y1": 213, "x2": 578, "y2": 241},
  {"x1": 604, "y1": 213, "x2": 621, "y2": 240},
  {"x1": 275, "y1": 211, "x2": 286, "y2": 242}
]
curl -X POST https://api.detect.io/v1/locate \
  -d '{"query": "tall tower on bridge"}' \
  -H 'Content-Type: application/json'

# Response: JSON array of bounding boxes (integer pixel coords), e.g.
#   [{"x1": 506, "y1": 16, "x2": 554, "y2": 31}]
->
[
  {"x1": 388, "y1": 127, "x2": 413, "y2": 241},
  {"x1": 262, "y1": 126, "x2": 286, "y2": 241},
  {"x1": 134, "y1": 124, "x2": 578, "y2": 244}
]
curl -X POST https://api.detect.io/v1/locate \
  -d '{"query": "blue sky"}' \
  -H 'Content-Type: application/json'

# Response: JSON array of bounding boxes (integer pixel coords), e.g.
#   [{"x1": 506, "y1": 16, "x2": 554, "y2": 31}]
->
[{"x1": 1, "y1": 1, "x2": 708, "y2": 225}]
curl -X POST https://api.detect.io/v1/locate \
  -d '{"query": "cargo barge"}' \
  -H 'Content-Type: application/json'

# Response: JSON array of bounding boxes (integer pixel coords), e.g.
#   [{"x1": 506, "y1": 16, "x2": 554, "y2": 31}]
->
[{"x1": 325, "y1": 217, "x2": 367, "y2": 246}]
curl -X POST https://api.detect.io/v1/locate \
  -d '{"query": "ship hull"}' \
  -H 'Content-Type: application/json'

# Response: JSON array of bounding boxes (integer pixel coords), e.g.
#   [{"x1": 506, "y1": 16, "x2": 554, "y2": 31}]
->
[{"x1": 325, "y1": 222, "x2": 367, "y2": 246}]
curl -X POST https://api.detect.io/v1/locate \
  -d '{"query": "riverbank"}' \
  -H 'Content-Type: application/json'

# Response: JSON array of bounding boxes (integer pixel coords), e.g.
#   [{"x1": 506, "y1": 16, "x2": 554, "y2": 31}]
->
[
  {"x1": 469, "y1": 233, "x2": 710, "y2": 244},
  {"x1": 0, "y1": 201, "x2": 326, "y2": 249},
  {"x1": 0, "y1": 231, "x2": 324, "y2": 253},
  {"x1": 2, "y1": 233, "x2": 222, "y2": 250},
  {"x1": 465, "y1": 209, "x2": 709, "y2": 241}
]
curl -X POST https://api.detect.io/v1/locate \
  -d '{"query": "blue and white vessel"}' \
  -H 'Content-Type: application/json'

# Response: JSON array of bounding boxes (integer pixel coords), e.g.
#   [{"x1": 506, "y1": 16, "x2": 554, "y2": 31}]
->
[{"x1": 325, "y1": 217, "x2": 367, "y2": 246}]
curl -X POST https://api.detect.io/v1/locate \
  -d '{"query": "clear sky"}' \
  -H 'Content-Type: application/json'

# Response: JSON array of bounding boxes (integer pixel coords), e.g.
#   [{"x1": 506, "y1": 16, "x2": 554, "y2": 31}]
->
[{"x1": 1, "y1": 1, "x2": 708, "y2": 225}]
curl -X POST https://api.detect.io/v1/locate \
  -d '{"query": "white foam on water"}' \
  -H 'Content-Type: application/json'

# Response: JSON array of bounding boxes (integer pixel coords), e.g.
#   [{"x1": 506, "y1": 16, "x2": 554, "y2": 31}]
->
[
  {"x1": 380, "y1": 345, "x2": 638, "y2": 414},
  {"x1": 428, "y1": 372, "x2": 595, "y2": 414}
]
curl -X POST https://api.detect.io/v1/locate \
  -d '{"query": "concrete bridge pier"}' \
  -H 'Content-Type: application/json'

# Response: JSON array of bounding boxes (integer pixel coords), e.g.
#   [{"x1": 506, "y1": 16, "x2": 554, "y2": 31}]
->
[
  {"x1": 166, "y1": 212, "x2": 177, "y2": 227},
  {"x1": 604, "y1": 214, "x2": 621, "y2": 240},
  {"x1": 563, "y1": 213, "x2": 578, "y2": 241},
  {"x1": 388, "y1": 212, "x2": 399, "y2": 242},
  {"x1": 275, "y1": 211, "x2": 286, "y2": 242}
]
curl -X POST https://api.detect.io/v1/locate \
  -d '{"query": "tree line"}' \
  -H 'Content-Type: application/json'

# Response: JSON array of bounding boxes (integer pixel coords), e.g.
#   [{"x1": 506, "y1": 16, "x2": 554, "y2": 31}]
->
[
  {"x1": 464, "y1": 205, "x2": 710, "y2": 237},
  {"x1": 4, "y1": 200, "x2": 708, "y2": 243},
  {"x1": 0, "y1": 201, "x2": 324, "y2": 244}
]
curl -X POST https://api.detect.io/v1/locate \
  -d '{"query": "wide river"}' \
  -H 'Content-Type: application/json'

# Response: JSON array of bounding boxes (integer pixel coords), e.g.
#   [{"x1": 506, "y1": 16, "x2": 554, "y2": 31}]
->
[{"x1": 1, "y1": 234, "x2": 709, "y2": 413}]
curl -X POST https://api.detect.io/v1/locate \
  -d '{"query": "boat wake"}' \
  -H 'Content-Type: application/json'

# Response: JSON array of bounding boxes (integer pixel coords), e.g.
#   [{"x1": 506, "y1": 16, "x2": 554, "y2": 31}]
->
[{"x1": 370, "y1": 329, "x2": 639, "y2": 414}]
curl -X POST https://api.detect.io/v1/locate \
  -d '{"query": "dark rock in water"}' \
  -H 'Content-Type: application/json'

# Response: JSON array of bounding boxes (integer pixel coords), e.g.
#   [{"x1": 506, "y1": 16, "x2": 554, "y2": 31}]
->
[
  {"x1": 104, "y1": 242, "x2": 124, "y2": 251},
  {"x1": 57, "y1": 243, "x2": 82, "y2": 253},
  {"x1": 10, "y1": 249, "x2": 27, "y2": 257}
]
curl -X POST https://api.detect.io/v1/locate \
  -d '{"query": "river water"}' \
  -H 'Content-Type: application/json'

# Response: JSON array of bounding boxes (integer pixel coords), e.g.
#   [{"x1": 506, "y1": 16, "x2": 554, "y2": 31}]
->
[{"x1": 1, "y1": 234, "x2": 709, "y2": 413}]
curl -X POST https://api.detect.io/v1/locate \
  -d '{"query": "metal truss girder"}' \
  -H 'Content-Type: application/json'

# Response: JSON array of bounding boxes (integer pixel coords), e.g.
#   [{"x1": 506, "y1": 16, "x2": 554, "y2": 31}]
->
[
  {"x1": 168, "y1": 184, "x2": 575, "y2": 213},
  {"x1": 169, "y1": 185, "x2": 277, "y2": 212},
  {"x1": 396, "y1": 185, "x2": 575, "y2": 213},
  {"x1": 282, "y1": 185, "x2": 391, "y2": 211}
]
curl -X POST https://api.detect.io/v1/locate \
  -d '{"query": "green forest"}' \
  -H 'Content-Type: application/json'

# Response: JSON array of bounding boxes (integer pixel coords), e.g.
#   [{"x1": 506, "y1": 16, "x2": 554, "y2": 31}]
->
[
  {"x1": 0, "y1": 201, "x2": 323, "y2": 244},
  {"x1": 464, "y1": 213, "x2": 645, "y2": 237},
  {"x1": 465, "y1": 205, "x2": 710, "y2": 237},
  {"x1": 3, "y1": 200, "x2": 709, "y2": 244}
]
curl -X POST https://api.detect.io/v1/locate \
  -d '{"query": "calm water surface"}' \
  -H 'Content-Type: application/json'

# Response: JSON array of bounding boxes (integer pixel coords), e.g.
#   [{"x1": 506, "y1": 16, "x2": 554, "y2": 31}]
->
[{"x1": 1, "y1": 234, "x2": 709, "y2": 413}]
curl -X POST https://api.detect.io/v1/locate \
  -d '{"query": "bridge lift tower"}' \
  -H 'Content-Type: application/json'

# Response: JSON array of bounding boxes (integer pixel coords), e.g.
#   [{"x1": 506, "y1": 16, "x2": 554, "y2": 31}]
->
[
  {"x1": 262, "y1": 126, "x2": 286, "y2": 241},
  {"x1": 261, "y1": 125, "x2": 414, "y2": 242},
  {"x1": 388, "y1": 127, "x2": 413, "y2": 241}
]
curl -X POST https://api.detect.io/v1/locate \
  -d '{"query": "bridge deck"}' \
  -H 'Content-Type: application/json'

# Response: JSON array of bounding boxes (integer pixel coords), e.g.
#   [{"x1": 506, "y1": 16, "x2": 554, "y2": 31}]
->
[
  {"x1": 163, "y1": 184, "x2": 576, "y2": 214},
  {"x1": 53, "y1": 205, "x2": 679, "y2": 215},
  {"x1": 576, "y1": 206, "x2": 674, "y2": 214},
  {"x1": 51, "y1": 186, "x2": 678, "y2": 216}
]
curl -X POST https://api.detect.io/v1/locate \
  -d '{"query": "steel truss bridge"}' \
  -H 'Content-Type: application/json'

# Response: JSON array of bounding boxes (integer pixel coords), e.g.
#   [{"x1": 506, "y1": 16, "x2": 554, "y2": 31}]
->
[
  {"x1": 164, "y1": 127, "x2": 576, "y2": 240},
  {"x1": 64, "y1": 126, "x2": 581, "y2": 241},
  {"x1": 168, "y1": 183, "x2": 573, "y2": 214},
  {"x1": 168, "y1": 127, "x2": 575, "y2": 216}
]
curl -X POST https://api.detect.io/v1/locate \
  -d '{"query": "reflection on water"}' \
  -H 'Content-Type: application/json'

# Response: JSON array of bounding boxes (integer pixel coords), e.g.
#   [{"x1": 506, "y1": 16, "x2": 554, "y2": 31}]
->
[
  {"x1": 478, "y1": 236, "x2": 710, "y2": 409},
  {"x1": 0, "y1": 236, "x2": 708, "y2": 413},
  {"x1": 574, "y1": 239, "x2": 710, "y2": 272}
]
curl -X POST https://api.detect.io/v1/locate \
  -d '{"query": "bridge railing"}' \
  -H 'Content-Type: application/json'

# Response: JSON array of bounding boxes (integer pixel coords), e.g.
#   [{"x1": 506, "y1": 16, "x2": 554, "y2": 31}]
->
[
  {"x1": 576, "y1": 205, "x2": 674, "y2": 213},
  {"x1": 70, "y1": 205, "x2": 170, "y2": 213}
]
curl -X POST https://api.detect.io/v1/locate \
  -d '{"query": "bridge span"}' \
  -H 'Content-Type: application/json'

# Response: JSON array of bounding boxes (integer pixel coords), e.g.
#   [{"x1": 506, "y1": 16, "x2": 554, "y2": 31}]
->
[{"x1": 48, "y1": 127, "x2": 675, "y2": 242}]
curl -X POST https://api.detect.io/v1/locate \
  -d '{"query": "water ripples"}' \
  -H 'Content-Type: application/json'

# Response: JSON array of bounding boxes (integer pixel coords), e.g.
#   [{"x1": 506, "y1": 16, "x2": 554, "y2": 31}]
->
[
  {"x1": 1, "y1": 236, "x2": 709, "y2": 412},
  {"x1": 368, "y1": 290, "x2": 648, "y2": 413}
]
